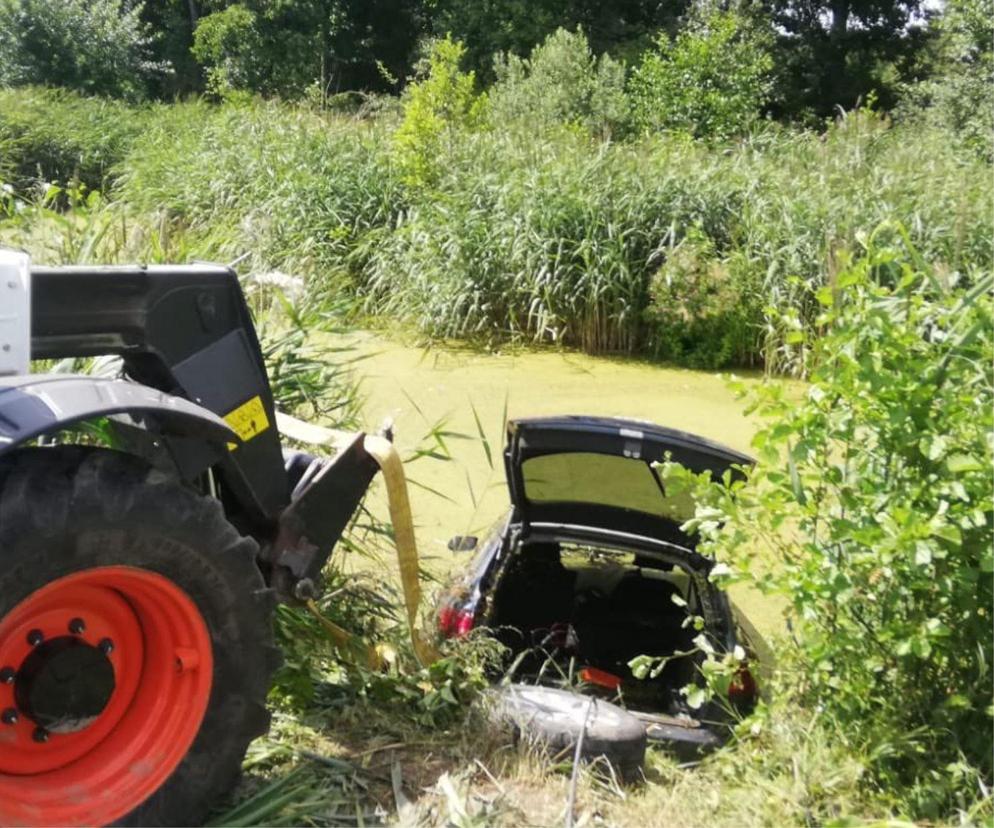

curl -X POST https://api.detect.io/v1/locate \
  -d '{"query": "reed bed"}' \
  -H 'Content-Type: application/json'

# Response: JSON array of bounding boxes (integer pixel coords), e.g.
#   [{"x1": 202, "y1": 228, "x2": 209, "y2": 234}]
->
[{"x1": 2, "y1": 87, "x2": 989, "y2": 374}]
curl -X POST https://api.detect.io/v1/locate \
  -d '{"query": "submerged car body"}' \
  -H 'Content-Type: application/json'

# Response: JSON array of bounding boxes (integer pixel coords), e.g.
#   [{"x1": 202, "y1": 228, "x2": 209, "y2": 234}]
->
[{"x1": 437, "y1": 415, "x2": 763, "y2": 756}]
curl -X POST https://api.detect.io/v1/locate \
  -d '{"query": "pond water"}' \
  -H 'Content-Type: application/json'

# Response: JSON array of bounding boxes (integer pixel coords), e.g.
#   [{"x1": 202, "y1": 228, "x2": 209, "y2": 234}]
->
[{"x1": 341, "y1": 331, "x2": 787, "y2": 635}]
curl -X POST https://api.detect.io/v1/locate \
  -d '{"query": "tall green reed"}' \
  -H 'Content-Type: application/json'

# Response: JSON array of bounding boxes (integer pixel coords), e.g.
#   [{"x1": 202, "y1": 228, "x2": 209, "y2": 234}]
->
[{"x1": 3, "y1": 88, "x2": 989, "y2": 375}]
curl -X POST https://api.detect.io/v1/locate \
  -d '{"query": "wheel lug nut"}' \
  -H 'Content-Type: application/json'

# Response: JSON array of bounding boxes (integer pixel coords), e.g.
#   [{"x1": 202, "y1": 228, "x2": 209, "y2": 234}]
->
[
  {"x1": 1, "y1": 708, "x2": 17, "y2": 725},
  {"x1": 68, "y1": 617, "x2": 86, "y2": 635},
  {"x1": 98, "y1": 638, "x2": 114, "y2": 655},
  {"x1": 26, "y1": 629, "x2": 43, "y2": 647},
  {"x1": 32, "y1": 727, "x2": 49, "y2": 743},
  {"x1": 0, "y1": 667, "x2": 14, "y2": 684}
]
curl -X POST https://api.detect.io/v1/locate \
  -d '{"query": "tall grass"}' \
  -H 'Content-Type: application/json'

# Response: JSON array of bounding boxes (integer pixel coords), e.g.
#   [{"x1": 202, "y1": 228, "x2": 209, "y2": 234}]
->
[
  {"x1": 0, "y1": 87, "x2": 148, "y2": 193},
  {"x1": 116, "y1": 100, "x2": 404, "y2": 285},
  {"x1": 1, "y1": 87, "x2": 990, "y2": 374},
  {"x1": 365, "y1": 119, "x2": 990, "y2": 371}
]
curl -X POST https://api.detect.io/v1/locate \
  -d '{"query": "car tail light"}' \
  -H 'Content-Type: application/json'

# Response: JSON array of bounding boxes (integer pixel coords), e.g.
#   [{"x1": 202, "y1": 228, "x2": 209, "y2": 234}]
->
[
  {"x1": 579, "y1": 666, "x2": 622, "y2": 691},
  {"x1": 728, "y1": 665, "x2": 758, "y2": 707},
  {"x1": 437, "y1": 601, "x2": 477, "y2": 638}
]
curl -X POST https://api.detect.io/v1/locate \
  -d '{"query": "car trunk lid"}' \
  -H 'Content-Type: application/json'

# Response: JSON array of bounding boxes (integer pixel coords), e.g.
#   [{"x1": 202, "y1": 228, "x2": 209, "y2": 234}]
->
[{"x1": 504, "y1": 415, "x2": 752, "y2": 539}]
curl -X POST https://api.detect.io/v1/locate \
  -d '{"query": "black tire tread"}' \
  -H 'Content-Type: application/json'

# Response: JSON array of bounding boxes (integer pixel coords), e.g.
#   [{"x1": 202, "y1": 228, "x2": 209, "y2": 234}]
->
[{"x1": 0, "y1": 446, "x2": 279, "y2": 827}]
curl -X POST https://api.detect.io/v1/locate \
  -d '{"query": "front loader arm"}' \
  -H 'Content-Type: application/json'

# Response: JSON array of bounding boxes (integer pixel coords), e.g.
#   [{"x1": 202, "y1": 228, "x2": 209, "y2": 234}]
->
[
  {"x1": 30, "y1": 263, "x2": 289, "y2": 528},
  {"x1": 269, "y1": 414, "x2": 436, "y2": 663},
  {"x1": 7, "y1": 248, "x2": 390, "y2": 607}
]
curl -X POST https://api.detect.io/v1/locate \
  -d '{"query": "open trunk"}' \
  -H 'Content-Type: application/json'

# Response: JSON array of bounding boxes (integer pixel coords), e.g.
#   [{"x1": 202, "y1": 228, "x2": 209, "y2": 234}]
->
[
  {"x1": 437, "y1": 415, "x2": 762, "y2": 756},
  {"x1": 486, "y1": 537, "x2": 710, "y2": 718}
]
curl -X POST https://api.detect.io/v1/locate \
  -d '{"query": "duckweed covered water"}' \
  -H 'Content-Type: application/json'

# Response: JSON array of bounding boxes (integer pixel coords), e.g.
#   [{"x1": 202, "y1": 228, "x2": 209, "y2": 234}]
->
[{"x1": 344, "y1": 332, "x2": 790, "y2": 635}]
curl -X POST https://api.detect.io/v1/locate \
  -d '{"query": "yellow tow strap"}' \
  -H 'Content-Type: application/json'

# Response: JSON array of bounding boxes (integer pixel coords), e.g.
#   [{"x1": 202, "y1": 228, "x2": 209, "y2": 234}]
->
[
  {"x1": 361, "y1": 434, "x2": 439, "y2": 666},
  {"x1": 280, "y1": 410, "x2": 437, "y2": 668}
]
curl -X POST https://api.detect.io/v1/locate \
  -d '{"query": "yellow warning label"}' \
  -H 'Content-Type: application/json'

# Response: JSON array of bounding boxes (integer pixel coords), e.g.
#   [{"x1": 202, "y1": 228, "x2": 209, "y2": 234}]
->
[{"x1": 223, "y1": 395, "x2": 270, "y2": 451}]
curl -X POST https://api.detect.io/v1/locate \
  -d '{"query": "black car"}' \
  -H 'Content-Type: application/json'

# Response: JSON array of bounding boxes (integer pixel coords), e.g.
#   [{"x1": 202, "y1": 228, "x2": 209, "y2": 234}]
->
[{"x1": 436, "y1": 415, "x2": 767, "y2": 756}]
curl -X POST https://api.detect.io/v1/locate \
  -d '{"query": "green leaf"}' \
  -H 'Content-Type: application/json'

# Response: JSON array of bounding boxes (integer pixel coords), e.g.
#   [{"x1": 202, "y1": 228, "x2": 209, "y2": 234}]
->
[
  {"x1": 925, "y1": 618, "x2": 951, "y2": 637},
  {"x1": 469, "y1": 400, "x2": 493, "y2": 470},
  {"x1": 919, "y1": 435, "x2": 948, "y2": 461},
  {"x1": 946, "y1": 453, "x2": 984, "y2": 473},
  {"x1": 787, "y1": 451, "x2": 807, "y2": 506},
  {"x1": 931, "y1": 522, "x2": 961, "y2": 546},
  {"x1": 628, "y1": 655, "x2": 652, "y2": 680},
  {"x1": 684, "y1": 686, "x2": 707, "y2": 709}
]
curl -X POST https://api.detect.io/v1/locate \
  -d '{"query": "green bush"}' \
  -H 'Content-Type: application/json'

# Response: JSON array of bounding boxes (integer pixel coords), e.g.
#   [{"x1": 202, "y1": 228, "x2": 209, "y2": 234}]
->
[
  {"x1": 0, "y1": 0, "x2": 162, "y2": 99},
  {"x1": 190, "y1": 5, "x2": 263, "y2": 100},
  {"x1": 489, "y1": 27, "x2": 629, "y2": 139},
  {"x1": 392, "y1": 37, "x2": 486, "y2": 188},
  {"x1": 681, "y1": 234, "x2": 993, "y2": 817},
  {"x1": 898, "y1": 0, "x2": 994, "y2": 160},
  {"x1": 629, "y1": 10, "x2": 774, "y2": 139},
  {"x1": 643, "y1": 230, "x2": 761, "y2": 368}
]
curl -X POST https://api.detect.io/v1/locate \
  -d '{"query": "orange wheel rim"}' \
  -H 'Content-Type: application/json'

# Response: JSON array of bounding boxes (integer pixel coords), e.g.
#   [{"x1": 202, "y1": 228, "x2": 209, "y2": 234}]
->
[{"x1": 0, "y1": 567, "x2": 214, "y2": 826}]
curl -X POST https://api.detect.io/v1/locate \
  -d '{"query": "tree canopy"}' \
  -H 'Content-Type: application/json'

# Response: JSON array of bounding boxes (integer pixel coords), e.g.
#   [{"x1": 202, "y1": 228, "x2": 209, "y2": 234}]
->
[{"x1": 0, "y1": 0, "x2": 983, "y2": 127}]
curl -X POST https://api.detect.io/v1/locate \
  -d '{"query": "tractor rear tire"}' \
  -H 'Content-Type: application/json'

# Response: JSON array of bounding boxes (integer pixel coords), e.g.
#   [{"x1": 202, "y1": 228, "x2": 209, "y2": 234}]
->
[{"x1": 0, "y1": 447, "x2": 281, "y2": 827}]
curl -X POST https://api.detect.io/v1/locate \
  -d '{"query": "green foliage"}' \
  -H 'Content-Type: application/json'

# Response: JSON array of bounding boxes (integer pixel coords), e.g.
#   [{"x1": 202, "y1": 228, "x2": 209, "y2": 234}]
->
[
  {"x1": 340, "y1": 637, "x2": 499, "y2": 728},
  {"x1": 629, "y1": 10, "x2": 773, "y2": 139},
  {"x1": 189, "y1": 0, "x2": 421, "y2": 101},
  {"x1": 393, "y1": 37, "x2": 486, "y2": 187},
  {"x1": 678, "y1": 235, "x2": 993, "y2": 817},
  {"x1": 255, "y1": 294, "x2": 362, "y2": 427},
  {"x1": 0, "y1": 87, "x2": 146, "y2": 193},
  {"x1": 769, "y1": 0, "x2": 929, "y2": 118},
  {"x1": 115, "y1": 98, "x2": 403, "y2": 283},
  {"x1": 427, "y1": 0, "x2": 691, "y2": 83},
  {"x1": 2, "y1": 91, "x2": 990, "y2": 375},
  {"x1": 489, "y1": 28, "x2": 628, "y2": 139},
  {"x1": 643, "y1": 229, "x2": 760, "y2": 368},
  {"x1": 899, "y1": 0, "x2": 994, "y2": 159},
  {"x1": 368, "y1": 111, "x2": 990, "y2": 371},
  {"x1": 191, "y1": 5, "x2": 263, "y2": 100},
  {"x1": 0, "y1": 0, "x2": 163, "y2": 99},
  {"x1": 0, "y1": 0, "x2": 958, "y2": 128}
]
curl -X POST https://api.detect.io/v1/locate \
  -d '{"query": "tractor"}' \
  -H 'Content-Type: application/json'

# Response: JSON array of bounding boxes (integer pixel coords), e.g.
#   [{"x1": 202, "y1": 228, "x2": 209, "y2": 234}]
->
[{"x1": 0, "y1": 250, "x2": 389, "y2": 826}]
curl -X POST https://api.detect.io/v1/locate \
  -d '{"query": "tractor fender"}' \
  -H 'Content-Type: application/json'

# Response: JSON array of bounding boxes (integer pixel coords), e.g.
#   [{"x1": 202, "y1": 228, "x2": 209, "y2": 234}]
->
[{"x1": 0, "y1": 373, "x2": 237, "y2": 458}]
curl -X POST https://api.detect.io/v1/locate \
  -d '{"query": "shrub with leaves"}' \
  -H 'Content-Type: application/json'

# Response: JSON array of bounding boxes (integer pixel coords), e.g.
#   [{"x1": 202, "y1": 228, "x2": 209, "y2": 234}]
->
[
  {"x1": 191, "y1": 4, "x2": 263, "y2": 100},
  {"x1": 643, "y1": 229, "x2": 761, "y2": 368},
  {"x1": 898, "y1": 0, "x2": 994, "y2": 160},
  {"x1": 679, "y1": 230, "x2": 993, "y2": 817},
  {"x1": 392, "y1": 37, "x2": 486, "y2": 187},
  {"x1": 489, "y1": 28, "x2": 629, "y2": 139},
  {"x1": 0, "y1": 0, "x2": 163, "y2": 100},
  {"x1": 629, "y1": 10, "x2": 773, "y2": 139}
]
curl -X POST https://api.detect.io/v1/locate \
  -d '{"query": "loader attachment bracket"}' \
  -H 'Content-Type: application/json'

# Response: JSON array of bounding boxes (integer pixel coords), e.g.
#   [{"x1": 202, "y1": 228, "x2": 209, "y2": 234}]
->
[{"x1": 268, "y1": 432, "x2": 381, "y2": 601}]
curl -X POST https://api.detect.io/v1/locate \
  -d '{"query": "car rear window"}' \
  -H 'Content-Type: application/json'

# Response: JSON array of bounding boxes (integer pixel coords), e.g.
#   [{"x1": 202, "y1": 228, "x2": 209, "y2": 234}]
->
[{"x1": 521, "y1": 452, "x2": 695, "y2": 522}]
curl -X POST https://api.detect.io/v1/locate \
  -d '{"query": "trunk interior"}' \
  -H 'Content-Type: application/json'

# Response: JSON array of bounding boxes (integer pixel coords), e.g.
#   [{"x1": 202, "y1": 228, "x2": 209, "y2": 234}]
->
[{"x1": 487, "y1": 539, "x2": 704, "y2": 716}]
